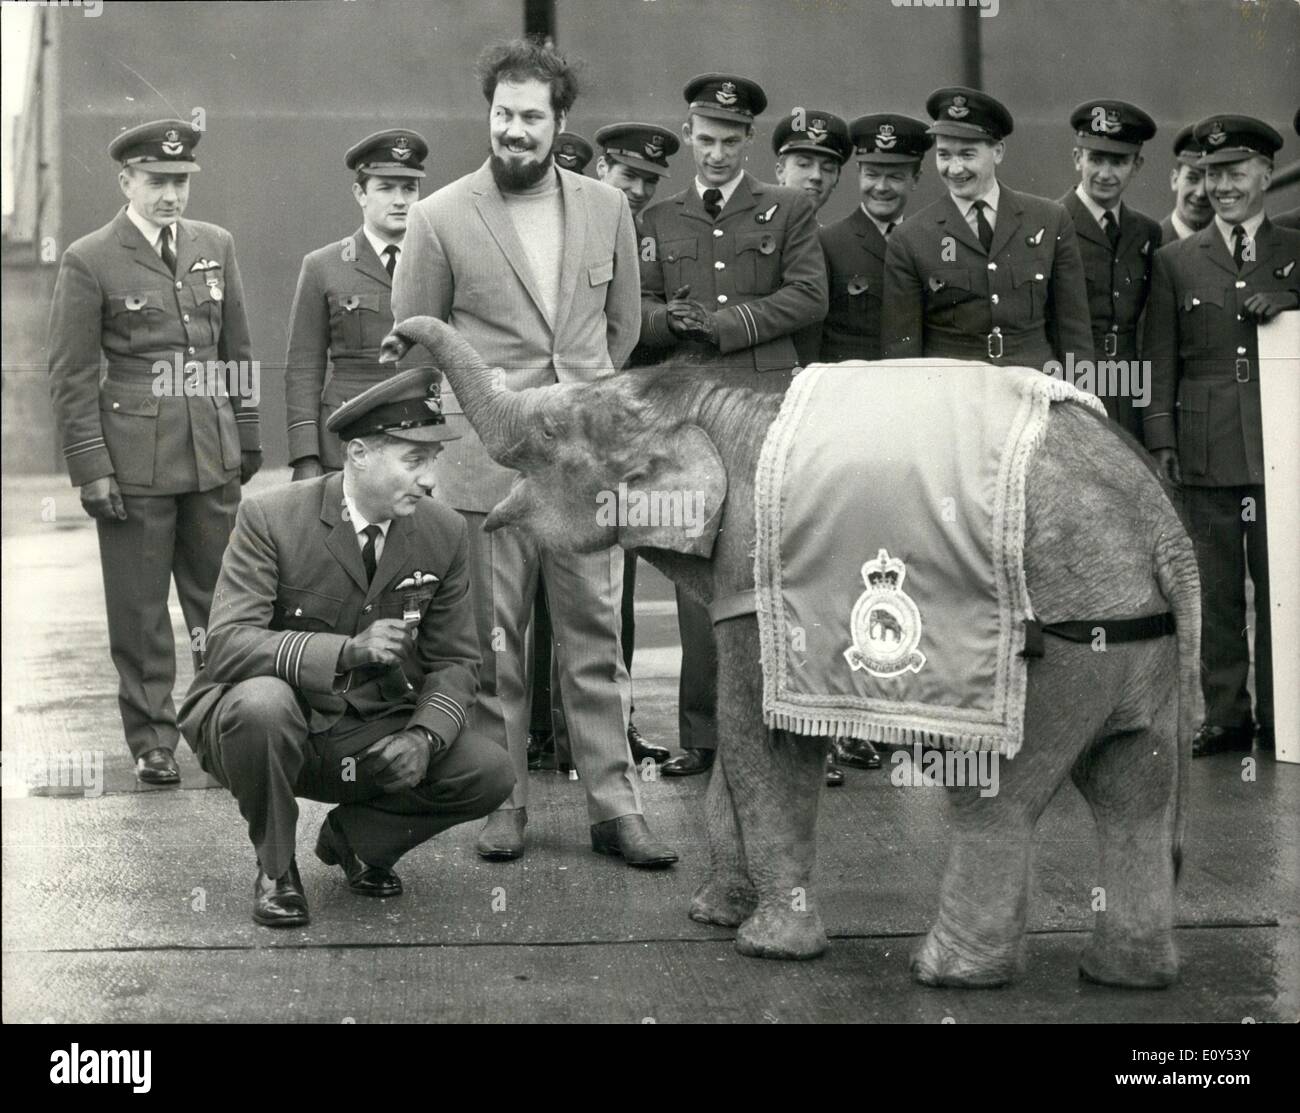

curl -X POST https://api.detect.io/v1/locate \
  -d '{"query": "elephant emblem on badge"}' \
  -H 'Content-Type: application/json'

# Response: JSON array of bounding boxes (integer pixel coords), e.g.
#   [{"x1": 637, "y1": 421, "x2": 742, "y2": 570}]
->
[{"x1": 844, "y1": 548, "x2": 926, "y2": 677}]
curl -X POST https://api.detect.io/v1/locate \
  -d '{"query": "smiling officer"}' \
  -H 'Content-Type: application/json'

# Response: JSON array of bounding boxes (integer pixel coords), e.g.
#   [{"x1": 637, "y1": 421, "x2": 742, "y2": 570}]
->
[
  {"x1": 47, "y1": 118, "x2": 260, "y2": 786},
  {"x1": 285, "y1": 129, "x2": 429, "y2": 478}
]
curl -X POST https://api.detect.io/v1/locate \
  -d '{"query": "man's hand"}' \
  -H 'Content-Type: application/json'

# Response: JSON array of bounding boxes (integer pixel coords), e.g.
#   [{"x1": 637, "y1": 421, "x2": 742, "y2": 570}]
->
[
  {"x1": 80, "y1": 476, "x2": 127, "y2": 521},
  {"x1": 1152, "y1": 447, "x2": 1182, "y2": 486},
  {"x1": 357, "y1": 729, "x2": 433, "y2": 792},
  {"x1": 664, "y1": 284, "x2": 713, "y2": 339},
  {"x1": 291, "y1": 456, "x2": 325, "y2": 482},
  {"x1": 339, "y1": 618, "x2": 413, "y2": 670},
  {"x1": 1241, "y1": 290, "x2": 1299, "y2": 323},
  {"x1": 240, "y1": 450, "x2": 263, "y2": 485}
]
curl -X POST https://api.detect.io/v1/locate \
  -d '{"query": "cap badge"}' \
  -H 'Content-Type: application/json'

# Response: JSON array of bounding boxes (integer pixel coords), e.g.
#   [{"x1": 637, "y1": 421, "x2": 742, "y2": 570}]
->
[
  {"x1": 391, "y1": 136, "x2": 412, "y2": 160},
  {"x1": 562, "y1": 142, "x2": 576, "y2": 155},
  {"x1": 1091, "y1": 106, "x2": 1122, "y2": 135},
  {"x1": 876, "y1": 124, "x2": 897, "y2": 150},
  {"x1": 1207, "y1": 122, "x2": 1227, "y2": 147},
  {"x1": 161, "y1": 128, "x2": 184, "y2": 156},
  {"x1": 645, "y1": 135, "x2": 666, "y2": 158},
  {"x1": 807, "y1": 118, "x2": 828, "y2": 143},
  {"x1": 947, "y1": 95, "x2": 969, "y2": 120},
  {"x1": 716, "y1": 81, "x2": 738, "y2": 106},
  {"x1": 423, "y1": 397, "x2": 443, "y2": 414}
]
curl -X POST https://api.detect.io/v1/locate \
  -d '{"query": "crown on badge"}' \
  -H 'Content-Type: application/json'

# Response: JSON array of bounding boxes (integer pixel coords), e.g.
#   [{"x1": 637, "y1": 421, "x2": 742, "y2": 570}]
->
[
  {"x1": 1207, "y1": 121, "x2": 1226, "y2": 146},
  {"x1": 716, "y1": 81, "x2": 737, "y2": 105},
  {"x1": 392, "y1": 136, "x2": 412, "y2": 159},
  {"x1": 947, "y1": 95, "x2": 969, "y2": 120},
  {"x1": 645, "y1": 135, "x2": 665, "y2": 157},
  {"x1": 862, "y1": 548, "x2": 905, "y2": 590}
]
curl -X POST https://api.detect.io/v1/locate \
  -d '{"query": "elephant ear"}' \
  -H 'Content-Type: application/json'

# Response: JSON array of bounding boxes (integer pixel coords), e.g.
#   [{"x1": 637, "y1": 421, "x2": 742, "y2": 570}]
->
[{"x1": 617, "y1": 424, "x2": 727, "y2": 558}]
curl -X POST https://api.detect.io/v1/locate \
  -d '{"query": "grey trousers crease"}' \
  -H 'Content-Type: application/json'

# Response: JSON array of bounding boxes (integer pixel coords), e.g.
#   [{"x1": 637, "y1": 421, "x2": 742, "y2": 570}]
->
[
  {"x1": 1183, "y1": 483, "x2": 1272, "y2": 732},
  {"x1": 461, "y1": 511, "x2": 640, "y2": 823},
  {"x1": 675, "y1": 586, "x2": 719, "y2": 752},
  {"x1": 96, "y1": 480, "x2": 239, "y2": 759},
  {"x1": 195, "y1": 676, "x2": 515, "y2": 878}
]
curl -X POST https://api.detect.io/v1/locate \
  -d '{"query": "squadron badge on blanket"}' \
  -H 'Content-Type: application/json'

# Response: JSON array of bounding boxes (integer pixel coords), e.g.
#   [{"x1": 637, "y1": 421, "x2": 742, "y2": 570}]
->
[{"x1": 844, "y1": 549, "x2": 926, "y2": 678}]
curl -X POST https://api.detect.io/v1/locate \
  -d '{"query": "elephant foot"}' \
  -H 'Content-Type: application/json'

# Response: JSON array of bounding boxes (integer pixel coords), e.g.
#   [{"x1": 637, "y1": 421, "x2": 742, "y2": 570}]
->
[
  {"x1": 734, "y1": 904, "x2": 827, "y2": 960},
  {"x1": 911, "y1": 922, "x2": 1020, "y2": 988},
  {"x1": 1079, "y1": 934, "x2": 1178, "y2": 989},
  {"x1": 689, "y1": 877, "x2": 759, "y2": 928}
]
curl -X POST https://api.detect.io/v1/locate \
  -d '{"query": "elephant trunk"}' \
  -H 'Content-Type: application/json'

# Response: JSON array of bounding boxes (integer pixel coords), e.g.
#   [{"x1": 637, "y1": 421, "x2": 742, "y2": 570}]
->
[{"x1": 387, "y1": 315, "x2": 535, "y2": 467}]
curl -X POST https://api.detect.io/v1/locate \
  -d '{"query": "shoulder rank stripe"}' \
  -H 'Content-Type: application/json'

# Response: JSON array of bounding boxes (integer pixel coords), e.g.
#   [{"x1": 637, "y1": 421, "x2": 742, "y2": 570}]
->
[{"x1": 274, "y1": 630, "x2": 314, "y2": 688}]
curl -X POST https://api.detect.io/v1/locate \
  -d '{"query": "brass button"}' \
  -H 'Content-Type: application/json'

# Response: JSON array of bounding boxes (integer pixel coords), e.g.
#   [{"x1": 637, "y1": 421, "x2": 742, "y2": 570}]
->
[
  {"x1": 183, "y1": 314, "x2": 190, "y2": 322},
  {"x1": 1235, "y1": 280, "x2": 1246, "y2": 289},
  {"x1": 992, "y1": 326, "x2": 1002, "y2": 334},
  {"x1": 713, "y1": 228, "x2": 723, "y2": 238},
  {"x1": 991, "y1": 293, "x2": 999, "y2": 304},
  {"x1": 175, "y1": 281, "x2": 183, "y2": 290},
  {"x1": 1237, "y1": 346, "x2": 1247, "y2": 355},
  {"x1": 294, "y1": 607, "x2": 303, "y2": 617},
  {"x1": 987, "y1": 262, "x2": 997, "y2": 271},
  {"x1": 717, "y1": 294, "x2": 728, "y2": 304},
  {"x1": 714, "y1": 261, "x2": 725, "y2": 270},
  {"x1": 187, "y1": 347, "x2": 196, "y2": 355},
  {"x1": 363, "y1": 604, "x2": 372, "y2": 614},
  {"x1": 112, "y1": 402, "x2": 120, "y2": 410}
]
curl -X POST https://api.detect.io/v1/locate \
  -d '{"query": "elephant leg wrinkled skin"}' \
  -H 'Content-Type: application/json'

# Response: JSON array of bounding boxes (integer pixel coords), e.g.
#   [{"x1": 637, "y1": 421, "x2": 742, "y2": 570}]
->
[
  {"x1": 714, "y1": 618, "x2": 829, "y2": 960},
  {"x1": 689, "y1": 754, "x2": 758, "y2": 927},
  {"x1": 1072, "y1": 638, "x2": 1181, "y2": 988},
  {"x1": 912, "y1": 639, "x2": 1159, "y2": 988}
]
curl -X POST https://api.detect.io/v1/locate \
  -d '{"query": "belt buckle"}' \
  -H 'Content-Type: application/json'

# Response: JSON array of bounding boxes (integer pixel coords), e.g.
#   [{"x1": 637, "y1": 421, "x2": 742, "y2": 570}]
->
[
  {"x1": 1104, "y1": 331, "x2": 1118, "y2": 357},
  {"x1": 1235, "y1": 358, "x2": 1250, "y2": 383},
  {"x1": 987, "y1": 331, "x2": 1004, "y2": 360}
]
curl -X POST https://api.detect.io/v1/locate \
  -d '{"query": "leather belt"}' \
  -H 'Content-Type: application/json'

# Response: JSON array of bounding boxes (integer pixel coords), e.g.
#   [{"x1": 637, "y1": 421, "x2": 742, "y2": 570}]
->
[{"x1": 1019, "y1": 613, "x2": 1175, "y2": 658}]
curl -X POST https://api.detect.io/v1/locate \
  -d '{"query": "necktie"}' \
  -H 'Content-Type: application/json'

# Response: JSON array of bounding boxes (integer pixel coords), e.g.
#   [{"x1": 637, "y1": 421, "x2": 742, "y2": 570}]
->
[
  {"x1": 884, "y1": 221, "x2": 896, "y2": 238},
  {"x1": 360, "y1": 524, "x2": 382, "y2": 582},
  {"x1": 972, "y1": 199, "x2": 994, "y2": 254},
  {"x1": 1102, "y1": 209, "x2": 1120, "y2": 252},
  {"x1": 1231, "y1": 224, "x2": 1246, "y2": 270},
  {"x1": 159, "y1": 225, "x2": 177, "y2": 275},
  {"x1": 703, "y1": 187, "x2": 723, "y2": 221},
  {"x1": 383, "y1": 244, "x2": 399, "y2": 278}
]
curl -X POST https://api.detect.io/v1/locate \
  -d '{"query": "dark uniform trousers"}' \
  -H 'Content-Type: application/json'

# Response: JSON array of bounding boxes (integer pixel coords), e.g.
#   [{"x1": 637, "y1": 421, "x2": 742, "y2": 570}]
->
[
  {"x1": 1143, "y1": 218, "x2": 1300, "y2": 734},
  {"x1": 637, "y1": 174, "x2": 827, "y2": 750},
  {"x1": 47, "y1": 208, "x2": 260, "y2": 759},
  {"x1": 1060, "y1": 190, "x2": 1161, "y2": 439},
  {"x1": 194, "y1": 677, "x2": 511, "y2": 877},
  {"x1": 179, "y1": 473, "x2": 511, "y2": 879},
  {"x1": 882, "y1": 185, "x2": 1094, "y2": 368},
  {"x1": 284, "y1": 229, "x2": 400, "y2": 470}
]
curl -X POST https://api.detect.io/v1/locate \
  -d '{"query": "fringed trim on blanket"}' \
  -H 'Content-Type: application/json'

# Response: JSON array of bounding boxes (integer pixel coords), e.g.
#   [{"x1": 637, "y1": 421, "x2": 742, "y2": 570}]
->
[{"x1": 766, "y1": 710, "x2": 1023, "y2": 757}]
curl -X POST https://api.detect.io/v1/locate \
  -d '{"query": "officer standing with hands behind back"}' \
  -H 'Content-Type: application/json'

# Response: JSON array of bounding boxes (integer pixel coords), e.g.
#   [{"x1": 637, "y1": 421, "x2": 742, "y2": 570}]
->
[{"x1": 47, "y1": 119, "x2": 261, "y2": 786}]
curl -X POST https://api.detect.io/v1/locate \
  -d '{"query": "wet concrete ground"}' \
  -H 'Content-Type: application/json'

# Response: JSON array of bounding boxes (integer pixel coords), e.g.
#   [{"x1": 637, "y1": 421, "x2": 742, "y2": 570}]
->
[{"x1": 3, "y1": 473, "x2": 1297, "y2": 1022}]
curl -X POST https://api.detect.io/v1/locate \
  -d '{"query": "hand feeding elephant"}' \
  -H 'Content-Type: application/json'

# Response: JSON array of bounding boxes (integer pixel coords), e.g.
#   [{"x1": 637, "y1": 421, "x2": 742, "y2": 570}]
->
[{"x1": 380, "y1": 316, "x2": 1201, "y2": 990}]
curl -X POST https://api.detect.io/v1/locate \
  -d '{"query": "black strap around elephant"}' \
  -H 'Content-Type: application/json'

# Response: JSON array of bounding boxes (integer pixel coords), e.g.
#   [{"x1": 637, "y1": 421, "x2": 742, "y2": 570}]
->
[{"x1": 1019, "y1": 613, "x2": 1176, "y2": 658}]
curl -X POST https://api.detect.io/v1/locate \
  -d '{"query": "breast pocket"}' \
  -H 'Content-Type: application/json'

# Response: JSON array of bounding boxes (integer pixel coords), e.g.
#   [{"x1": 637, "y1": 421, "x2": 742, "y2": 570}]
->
[
  {"x1": 276, "y1": 585, "x2": 344, "y2": 631},
  {"x1": 734, "y1": 231, "x2": 779, "y2": 294},
  {"x1": 1180, "y1": 286, "x2": 1228, "y2": 349},
  {"x1": 1176, "y1": 378, "x2": 1209, "y2": 478},
  {"x1": 107, "y1": 292, "x2": 168, "y2": 351},
  {"x1": 99, "y1": 385, "x2": 160, "y2": 487},
  {"x1": 659, "y1": 237, "x2": 698, "y2": 292},
  {"x1": 925, "y1": 268, "x2": 973, "y2": 327},
  {"x1": 183, "y1": 275, "x2": 223, "y2": 349},
  {"x1": 328, "y1": 292, "x2": 385, "y2": 354},
  {"x1": 1010, "y1": 261, "x2": 1049, "y2": 322},
  {"x1": 588, "y1": 259, "x2": 614, "y2": 288}
]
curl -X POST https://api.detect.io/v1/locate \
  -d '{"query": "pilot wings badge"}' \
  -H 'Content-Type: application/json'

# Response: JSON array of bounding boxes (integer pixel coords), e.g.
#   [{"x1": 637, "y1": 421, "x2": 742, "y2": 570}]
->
[{"x1": 844, "y1": 549, "x2": 926, "y2": 678}]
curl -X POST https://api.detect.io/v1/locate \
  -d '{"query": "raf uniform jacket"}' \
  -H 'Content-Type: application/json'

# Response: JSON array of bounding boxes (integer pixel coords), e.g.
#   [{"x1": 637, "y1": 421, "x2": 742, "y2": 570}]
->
[
  {"x1": 179, "y1": 471, "x2": 478, "y2": 746},
  {"x1": 637, "y1": 173, "x2": 828, "y2": 375},
  {"x1": 392, "y1": 161, "x2": 640, "y2": 513},
  {"x1": 1059, "y1": 191, "x2": 1160, "y2": 361},
  {"x1": 882, "y1": 185, "x2": 1094, "y2": 368},
  {"x1": 1143, "y1": 218, "x2": 1300, "y2": 487},
  {"x1": 818, "y1": 207, "x2": 891, "y2": 361},
  {"x1": 47, "y1": 207, "x2": 259, "y2": 494},
  {"x1": 285, "y1": 229, "x2": 399, "y2": 468}
]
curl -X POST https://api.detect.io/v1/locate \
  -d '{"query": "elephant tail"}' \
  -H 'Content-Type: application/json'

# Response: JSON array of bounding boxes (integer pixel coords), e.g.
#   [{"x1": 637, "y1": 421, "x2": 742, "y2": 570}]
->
[{"x1": 1155, "y1": 519, "x2": 1203, "y2": 883}]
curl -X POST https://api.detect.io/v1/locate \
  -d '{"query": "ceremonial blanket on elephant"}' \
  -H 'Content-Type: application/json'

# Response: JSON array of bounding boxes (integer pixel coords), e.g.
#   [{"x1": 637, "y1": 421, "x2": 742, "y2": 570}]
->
[{"x1": 754, "y1": 360, "x2": 1105, "y2": 757}]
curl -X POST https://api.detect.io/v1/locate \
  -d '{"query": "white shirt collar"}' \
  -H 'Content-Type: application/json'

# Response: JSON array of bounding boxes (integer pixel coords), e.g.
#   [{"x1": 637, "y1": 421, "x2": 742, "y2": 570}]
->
[
  {"x1": 363, "y1": 226, "x2": 401, "y2": 268},
  {"x1": 1214, "y1": 210, "x2": 1266, "y2": 253},
  {"x1": 1074, "y1": 183, "x2": 1121, "y2": 227},
  {"x1": 860, "y1": 204, "x2": 901, "y2": 238},
  {"x1": 125, "y1": 204, "x2": 175, "y2": 253},
  {"x1": 1169, "y1": 210, "x2": 1199, "y2": 241},
  {"x1": 955, "y1": 179, "x2": 1000, "y2": 221},
  {"x1": 695, "y1": 171, "x2": 744, "y2": 209},
  {"x1": 341, "y1": 486, "x2": 391, "y2": 543}
]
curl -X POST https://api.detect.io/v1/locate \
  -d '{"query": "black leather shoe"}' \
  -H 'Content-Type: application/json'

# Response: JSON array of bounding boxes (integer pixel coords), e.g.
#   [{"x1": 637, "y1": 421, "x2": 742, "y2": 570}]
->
[
  {"x1": 590, "y1": 814, "x2": 678, "y2": 868},
  {"x1": 1256, "y1": 725, "x2": 1274, "y2": 752},
  {"x1": 627, "y1": 722, "x2": 670, "y2": 765},
  {"x1": 825, "y1": 756, "x2": 845, "y2": 788},
  {"x1": 835, "y1": 737, "x2": 882, "y2": 770},
  {"x1": 253, "y1": 859, "x2": 309, "y2": 928},
  {"x1": 1191, "y1": 724, "x2": 1255, "y2": 758},
  {"x1": 315, "y1": 814, "x2": 402, "y2": 898},
  {"x1": 476, "y1": 807, "x2": 527, "y2": 860},
  {"x1": 527, "y1": 731, "x2": 555, "y2": 771},
  {"x1": 135, "y1": 747, "x2": 180, "y2": 785},
  {"x1": 662, "y1": 747, "x2": 715, "y2": 776}
]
